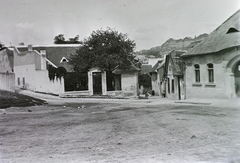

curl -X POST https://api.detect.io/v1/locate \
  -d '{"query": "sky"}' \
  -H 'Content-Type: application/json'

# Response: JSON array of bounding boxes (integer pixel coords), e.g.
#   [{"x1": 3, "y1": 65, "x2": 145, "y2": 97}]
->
[{"x1": 0, "y1": 0, "x2": 239, "y2": 51}]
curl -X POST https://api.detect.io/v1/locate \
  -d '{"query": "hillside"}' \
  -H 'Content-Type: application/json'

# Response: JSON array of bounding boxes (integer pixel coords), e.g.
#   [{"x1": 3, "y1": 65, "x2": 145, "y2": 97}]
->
[{"x1": 137, "y1": 33, "x2": 208, "y2": 58}]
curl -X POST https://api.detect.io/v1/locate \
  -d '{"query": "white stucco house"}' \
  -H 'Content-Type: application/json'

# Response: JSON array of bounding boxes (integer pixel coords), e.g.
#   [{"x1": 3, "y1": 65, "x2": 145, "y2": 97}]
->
[
  {"x1": 182, "y1": 9, "x2": 240, "y2": 99},
  {"x1": 14, "y1": 45, "x2": 65, "y2": 95}
]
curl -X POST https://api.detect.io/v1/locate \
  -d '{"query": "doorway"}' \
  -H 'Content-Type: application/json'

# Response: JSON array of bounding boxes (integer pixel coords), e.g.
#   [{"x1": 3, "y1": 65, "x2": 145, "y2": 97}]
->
[
  {"x1": 234, "y1": 61, "x2": 240, "y2": 97},
  {"x1": 93, "y1": 72, "x2": 102, "y2": 95}
]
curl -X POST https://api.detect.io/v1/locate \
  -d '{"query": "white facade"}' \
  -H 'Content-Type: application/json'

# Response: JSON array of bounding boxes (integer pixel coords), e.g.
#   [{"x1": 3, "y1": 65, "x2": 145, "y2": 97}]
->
[
  {"x1": 14, "y1": 47, "x2": 64, "y2": 95},
  {"x1": 184, "y1": 48, "x2": 240, "y2": 99}
]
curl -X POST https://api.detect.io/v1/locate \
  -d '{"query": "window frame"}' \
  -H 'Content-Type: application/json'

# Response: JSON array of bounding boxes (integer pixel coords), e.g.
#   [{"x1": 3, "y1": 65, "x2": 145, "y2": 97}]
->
[
  {"x1": 167, "y1": 78, "x2": 170, "y2": 94},
  {"x1": 107, "y1": 73, "x2": 122, "y2": 91},
  {"x1": 194, "y1": 64, "x2": 200, "y2": 83},
  {"x1": 171, "y1": 79, "x2": 174, "y2": 93},
  {"x1": 23, "y1": 77, "x2": 25, "y2": 86},
  {"x1": 207, "y1": 63, "x2": 214, "y2": 83},
  {"x1": 17, "y1": 77, "x2": 20, "y2": 86}
]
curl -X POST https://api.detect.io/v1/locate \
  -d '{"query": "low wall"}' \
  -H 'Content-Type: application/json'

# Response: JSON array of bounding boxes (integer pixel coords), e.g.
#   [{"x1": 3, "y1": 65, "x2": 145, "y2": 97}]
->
[
  {"x1": 121, "y1": 72, "x2": 138, "y2": 96},
  {"x1": 59, "y1": 91, "x2": 90, "y2": 98},
  {"x1": 34, "y1": 70, "x2": 64, "y2": 95},
  {"x1": 106, "y1": 91, "x2": 123, "y2": 96},
  {"x1": 0, "y1": 73, "x2": 15, "y2": 92}
]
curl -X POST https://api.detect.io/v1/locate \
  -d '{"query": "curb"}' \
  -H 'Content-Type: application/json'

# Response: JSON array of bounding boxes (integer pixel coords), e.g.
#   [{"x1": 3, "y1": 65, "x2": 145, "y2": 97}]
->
[{"x1": 174, "y1": 101, "x2": 211, "y2": 105}]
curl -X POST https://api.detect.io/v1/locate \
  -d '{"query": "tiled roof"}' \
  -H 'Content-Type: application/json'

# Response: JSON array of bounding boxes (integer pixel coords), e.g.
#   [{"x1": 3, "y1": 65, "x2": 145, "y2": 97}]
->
[
  {"x1": 186, "y1": 40, "x2": 202, "y2": 49},
  {"x1": 17, "y1": 45, "x2": 80, "y2": 69},
  {"x1": 151, "y1": 59, "x2": 164, "y2": 72},
  {"x1": 183, "y1": 9, "x2": 240, "y2": 57},
  {"x1": 141, "y1": 64, "x2": 152, "y2": 74},
  {"x1": 112, "y1": 62, "x2": 140, "y2": 74},
  {"x1": 165, "y1": 50, "x2": 185, "y2": 76}
]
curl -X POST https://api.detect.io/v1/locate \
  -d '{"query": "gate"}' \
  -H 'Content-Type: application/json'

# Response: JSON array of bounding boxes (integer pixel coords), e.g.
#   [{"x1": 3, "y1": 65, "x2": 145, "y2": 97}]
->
[{"x1": 92, "y1": 72, "x2": 102, "y2": 95}]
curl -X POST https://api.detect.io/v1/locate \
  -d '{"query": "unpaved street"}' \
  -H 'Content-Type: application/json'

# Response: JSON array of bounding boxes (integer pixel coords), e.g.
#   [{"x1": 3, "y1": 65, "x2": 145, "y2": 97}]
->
[{"x1": 1, "y1": 101, "x2": 240, "y2": 163}]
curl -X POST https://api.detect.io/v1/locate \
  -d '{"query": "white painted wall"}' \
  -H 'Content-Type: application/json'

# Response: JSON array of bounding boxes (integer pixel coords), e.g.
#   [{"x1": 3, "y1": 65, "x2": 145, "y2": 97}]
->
[
  {"x1": 183, "y1": 50, "x2": 240, "y2": 99},
  {"x1": 15, "y1": 64, "x2": 36, "y2": 90},
  {"x1": 0, "y1": 73, "x2": 15, "y2": 92},
  {"x1": 35, "y1": 70, "x2": 64, "y2": 95},
  {"x1": 151, "y1": 73, "x2": 160, "y2": 96},
  {"x1": 121, "y1": 72, "x2": 139, "y2": 96},
  {"x1": 14, "y1": 64, "x2": 64, "y2": 95}
]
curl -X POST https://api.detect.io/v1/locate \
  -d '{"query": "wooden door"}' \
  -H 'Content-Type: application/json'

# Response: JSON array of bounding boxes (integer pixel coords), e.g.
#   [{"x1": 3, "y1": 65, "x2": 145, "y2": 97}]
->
[{"x1": 93, "y1": 72, "x2": 102, "y2": 95}]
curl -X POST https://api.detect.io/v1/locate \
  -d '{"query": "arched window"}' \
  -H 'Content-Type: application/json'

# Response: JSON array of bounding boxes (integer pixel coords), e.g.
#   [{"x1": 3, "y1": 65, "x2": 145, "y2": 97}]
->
[
  {"x1": 207, "y1": 63, "x2": 214, "y2": 83},
  {"x1": 194, "y1": 64, "x2": 200, "y2": 82}
]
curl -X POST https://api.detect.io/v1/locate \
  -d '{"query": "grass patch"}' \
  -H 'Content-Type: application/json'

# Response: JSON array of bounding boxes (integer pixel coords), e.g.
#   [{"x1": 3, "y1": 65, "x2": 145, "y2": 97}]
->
[{"x1": 0, "y1": 90, "x2": 46, "y2": 109}]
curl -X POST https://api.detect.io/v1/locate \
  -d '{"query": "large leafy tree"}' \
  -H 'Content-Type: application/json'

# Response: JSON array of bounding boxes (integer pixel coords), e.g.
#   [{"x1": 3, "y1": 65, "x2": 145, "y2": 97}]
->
[
  {"x1": 69, "y1": 28, "x2": 137, "y2": 73},
  {"x1": 54, "y1": 34, "x2": 81, "y2": 44},
  {"x1": 54, "y1": 34, "x2": 66, "y2": 44}
]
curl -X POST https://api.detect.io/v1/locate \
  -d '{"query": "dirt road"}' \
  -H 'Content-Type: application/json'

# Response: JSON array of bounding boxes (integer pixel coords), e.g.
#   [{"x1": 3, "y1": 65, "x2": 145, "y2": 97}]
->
[{"x1": 1, "y1": 101, "x2": 240, "y2": 163}]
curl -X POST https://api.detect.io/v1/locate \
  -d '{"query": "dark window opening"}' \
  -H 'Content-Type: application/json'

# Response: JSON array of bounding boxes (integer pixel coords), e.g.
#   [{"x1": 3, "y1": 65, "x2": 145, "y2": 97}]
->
[
  {"x1": 194, "y1": 64, "x2": 200, "y2": 82},
  {"x1": 22, "y1": 77, "x2": 25, "y2": 86},
  {"x1": 172, "y1": 79, "x2": 174, "y2": 93},
  {"x1": 207, "y1": 63, "x2": 214, "y2": 83},
  {"x1": 107, "y1": 72, "x2": 121, "y2": 91},
  {"x1": 167, "y1": 78, "x2": 170, "y2": 94},
  {"x1": 17, "y1": 77, "x2": 20, "y2": 85},
  {"x1": 226, "y1": 27, "x2": 239, "y2": 34},
  {"x1": 64, "y1": 72, "x2": 88, "y2": 91}
]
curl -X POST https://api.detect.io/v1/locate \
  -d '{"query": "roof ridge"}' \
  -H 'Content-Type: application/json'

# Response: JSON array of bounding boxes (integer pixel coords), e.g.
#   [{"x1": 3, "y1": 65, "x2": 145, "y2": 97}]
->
[
  {"x1": 215, "y1": 9, "x2": 240, "y2": 32},
  {"x1": 182, "y1": 9, "x2": 240, "y2": 57}
]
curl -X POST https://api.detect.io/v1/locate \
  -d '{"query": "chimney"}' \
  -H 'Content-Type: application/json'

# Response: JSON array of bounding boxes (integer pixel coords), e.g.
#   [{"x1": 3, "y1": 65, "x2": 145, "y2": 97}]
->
[
  {"x1": 40, "y1": 50, "x2": 47, "y2": 70},
  {"x1": 40, "y1": 50, "x2": 46, "y2": 56},
  {"x1": 28, "y1": 45, "x2": 33, "y2": 51}
]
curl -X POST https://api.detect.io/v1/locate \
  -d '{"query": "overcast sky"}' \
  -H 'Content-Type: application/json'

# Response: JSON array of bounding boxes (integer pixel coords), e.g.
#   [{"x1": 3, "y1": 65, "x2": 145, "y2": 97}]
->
[{"x1": 0, "y1": 0, "x2": 239, "y2": 51}]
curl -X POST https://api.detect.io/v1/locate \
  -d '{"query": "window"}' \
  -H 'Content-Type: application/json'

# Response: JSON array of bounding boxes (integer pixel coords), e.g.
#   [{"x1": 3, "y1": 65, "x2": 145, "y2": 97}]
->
[
  {"x1": 17, "y1": 77, "x2": 20, "y2": 85},
  {"x1": 107, "y1": 73, "x2": 122, "y2": 91},
  {"x1": 60, "y1": 57, "x2": 69, "y2": 63},
  {"x1": 171, "y1": 79, "x2": 174, "y2": 93},
  {"x1": 226, "y1": 27, "x2": 239, "y2": 34},
  {"x1": 23, "y1": 77, "x2": 25, "y2": 86},
  {"x1": 194, "y1": 64, "x2": 200, "y2": 82},
  {"x1": 167, "y1": 78, "x2": 170, "y2": 94},
  {"x1": 207, "y1": 63, "x2": 214, "y2": 83}
]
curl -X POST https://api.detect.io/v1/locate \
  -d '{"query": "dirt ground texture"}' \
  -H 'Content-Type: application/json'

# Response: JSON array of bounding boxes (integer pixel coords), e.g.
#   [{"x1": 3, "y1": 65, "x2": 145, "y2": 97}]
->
[{"x1": 1, "y1": 99, "x2": 240, "y2": 163}]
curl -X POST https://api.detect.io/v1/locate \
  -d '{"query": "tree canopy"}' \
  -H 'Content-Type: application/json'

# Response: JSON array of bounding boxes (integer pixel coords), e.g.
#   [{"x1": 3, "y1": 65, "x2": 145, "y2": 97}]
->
[
  {"x1": 54, "y1": 34, "x2": 82, "y2": 44},
  {"x1": 69, "y1": 28, "x2": 138, "y2": 73}
]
